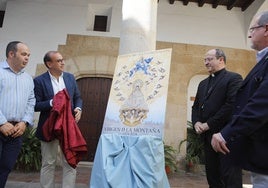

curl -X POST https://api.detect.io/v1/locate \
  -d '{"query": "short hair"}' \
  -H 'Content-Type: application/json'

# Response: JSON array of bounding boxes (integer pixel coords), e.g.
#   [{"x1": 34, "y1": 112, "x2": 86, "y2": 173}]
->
[
  {"x1": 43, "y1": 51, "x2": 58, "y2": 68},
  {"x1": 6, "y1": 41, "x2": 22, "y2": 58},
  {"x1": 257, "y1": 11, "x2": 268, "y2": 26},
  {"x1": 215, "y1": 48, "x2": 226, "y2": 64}
]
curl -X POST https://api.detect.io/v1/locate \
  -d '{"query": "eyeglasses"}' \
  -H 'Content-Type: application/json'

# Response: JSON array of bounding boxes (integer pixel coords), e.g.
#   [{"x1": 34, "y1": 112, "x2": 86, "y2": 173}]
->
[
  {"x1": 55, "y1": 59, "x2": 64, "y2": 63},
  {"x1": 204, "y1": 57, "x2": 216, "y2": 62},
  {"x1": 204, "y1": 57, "x2": 213, "y2": 62},
  {"x1": 204, "y1": 56, "x2": 223, "y2": 62},
  {"x1": 249, "y1": 25, "x2": 265, "y2": 33}
]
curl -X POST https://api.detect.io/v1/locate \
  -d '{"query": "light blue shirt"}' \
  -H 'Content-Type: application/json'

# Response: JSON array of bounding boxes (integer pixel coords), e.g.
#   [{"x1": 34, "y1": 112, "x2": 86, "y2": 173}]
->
[
  {"x1": 0, "y1": 61, "x2": 35, "y2": 125},
  {"x1": 256, "y1": 47, "x2": 268, "y2": 63}
]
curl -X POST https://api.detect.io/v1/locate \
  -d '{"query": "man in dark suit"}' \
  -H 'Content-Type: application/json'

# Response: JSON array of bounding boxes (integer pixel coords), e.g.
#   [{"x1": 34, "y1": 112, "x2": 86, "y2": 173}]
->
[
  {"x1": 192, "y1": 48, "x2": 243, "y2": 188},
  {"x1": 34, "y1": 51, "x2": 83, "y2": 188},
  {"x1": 212, "y1": 11, "x2": 268, "y2": 187}
]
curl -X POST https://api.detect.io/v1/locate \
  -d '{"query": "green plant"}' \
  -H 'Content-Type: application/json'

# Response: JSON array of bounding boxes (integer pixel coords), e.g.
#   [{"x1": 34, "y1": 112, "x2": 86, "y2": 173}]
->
[
  {"x1": 15, "y1": 126, "x2": 42, "y2": 172},
  {"x1": 164, "y1": 143, "x2": 178, "y2": 174},
  {"x1": 179, "y1": 121, "x2": 205, "y2": 169}
]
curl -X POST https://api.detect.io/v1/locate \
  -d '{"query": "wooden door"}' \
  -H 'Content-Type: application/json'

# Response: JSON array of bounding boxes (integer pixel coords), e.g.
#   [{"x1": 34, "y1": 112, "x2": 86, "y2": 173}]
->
[{"x1": 77, "y1": 77, "x2": 112, "y2": 161}]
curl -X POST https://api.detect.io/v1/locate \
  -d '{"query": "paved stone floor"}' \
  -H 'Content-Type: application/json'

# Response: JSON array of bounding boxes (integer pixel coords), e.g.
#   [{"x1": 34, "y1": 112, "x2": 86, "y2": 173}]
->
[{"x1": 6, "y1": 164, "x2": 252, "y2": 188}]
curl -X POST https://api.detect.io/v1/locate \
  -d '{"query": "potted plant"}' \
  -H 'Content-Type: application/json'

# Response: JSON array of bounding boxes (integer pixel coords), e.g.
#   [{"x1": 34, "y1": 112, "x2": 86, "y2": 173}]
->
[
  {"x1": 179, "y1": 121, "x2": 204, "y2": 172},
  {"x1": 164, "y1": 143, "x2": 177, "y2": 174},
  {"x1": 15, "y1": 126, "x2": 42, "y2": 172}
]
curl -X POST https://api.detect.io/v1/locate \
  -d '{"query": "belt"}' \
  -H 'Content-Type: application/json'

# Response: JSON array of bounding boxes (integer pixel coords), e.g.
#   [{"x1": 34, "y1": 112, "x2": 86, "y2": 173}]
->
[{"x1": 9, "y1": 121, "x2": 19, "y2": 126}]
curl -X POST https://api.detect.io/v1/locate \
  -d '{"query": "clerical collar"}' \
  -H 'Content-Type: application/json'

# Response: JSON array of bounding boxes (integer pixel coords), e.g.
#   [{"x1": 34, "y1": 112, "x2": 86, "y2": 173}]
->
[{"x1": 210, "y1": 68, "x2": 225, "y2": 77}]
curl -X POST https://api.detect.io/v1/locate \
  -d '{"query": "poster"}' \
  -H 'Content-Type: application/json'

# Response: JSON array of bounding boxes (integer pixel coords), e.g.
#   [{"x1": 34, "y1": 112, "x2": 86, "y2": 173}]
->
[{"x1": 102, "y1": 48, "x2": 172, "y2": 138}]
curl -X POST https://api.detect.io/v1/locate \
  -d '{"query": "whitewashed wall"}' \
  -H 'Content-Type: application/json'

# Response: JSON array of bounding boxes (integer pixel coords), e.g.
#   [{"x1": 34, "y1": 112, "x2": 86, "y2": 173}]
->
[{"x1": 0, "y1": 0, "x2": 266, "y2": 76}]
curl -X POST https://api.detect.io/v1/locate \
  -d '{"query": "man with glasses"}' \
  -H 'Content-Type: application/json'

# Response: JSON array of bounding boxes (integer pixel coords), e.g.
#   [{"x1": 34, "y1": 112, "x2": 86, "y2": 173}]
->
[
  {"x1": 192, "y1": 48, "x2": 243, "y2": 188},
  {"x1": 212, "y1": 10, "x2": 268, "y2": 187},
  {"x1": 34, "y1": 51, "x2": 83, "y2": 188}
]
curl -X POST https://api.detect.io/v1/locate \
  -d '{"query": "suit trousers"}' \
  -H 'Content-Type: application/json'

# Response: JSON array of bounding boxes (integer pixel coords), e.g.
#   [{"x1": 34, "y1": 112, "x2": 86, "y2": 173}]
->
[
  {"x1": 0, "y1": 134, "x2": 22, "y2": 188},
  {"x1": 204, "y1": 137, "x2": 242, "y2": 188},
  {"x1": 40, "y1": 140, "x2": 77, "y2": 188}
]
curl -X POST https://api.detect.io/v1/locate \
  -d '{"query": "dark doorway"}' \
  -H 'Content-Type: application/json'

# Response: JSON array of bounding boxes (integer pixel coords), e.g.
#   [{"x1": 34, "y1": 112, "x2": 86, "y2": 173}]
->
[{"x1": 77, "y1": 77, "x2": 112, "y2": 161}]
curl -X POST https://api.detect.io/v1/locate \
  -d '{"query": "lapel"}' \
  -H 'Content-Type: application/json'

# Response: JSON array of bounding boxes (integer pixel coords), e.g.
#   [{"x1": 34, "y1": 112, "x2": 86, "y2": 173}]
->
[
  {"x1": 44, "y1": 72, "x2": 54, "y2": 97},
  {"x1": 203, "y1": 77, "x2": 210, "y2": 97},
  {"x1": 63, "y1": 72, "x2": 72, "y2": 94},
  {"x1": 203, "y1": 70, "x2": 226, "y2": 100}
]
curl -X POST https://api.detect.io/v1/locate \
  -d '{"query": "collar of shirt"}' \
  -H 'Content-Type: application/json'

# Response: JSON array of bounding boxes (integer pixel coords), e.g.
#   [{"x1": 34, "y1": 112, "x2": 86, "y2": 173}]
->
[
  {"x1": 48, "y1": 71, "x2": 65, "y2": 94},
  {"x1": 1, "y1": 61, "x2": 25, "y2": 74},
  {"x1": 256, "y1": 47, "x2": 268, "y2": 63},
  {"x1": 48, "y1": 71, "x2": 63, "y2": 79}
]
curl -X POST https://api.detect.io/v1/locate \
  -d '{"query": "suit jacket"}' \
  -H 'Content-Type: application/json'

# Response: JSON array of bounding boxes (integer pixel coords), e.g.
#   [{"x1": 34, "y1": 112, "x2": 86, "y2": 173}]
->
[
  {"x1": 221, "y1": 53, "x2": 268, "y2": 175},
  {"x1": 192, "y1": 69, "x2": 243, "y2": 136},
  {"x1": 34, "y1": 71, "x2": 83, "y2": 141}
]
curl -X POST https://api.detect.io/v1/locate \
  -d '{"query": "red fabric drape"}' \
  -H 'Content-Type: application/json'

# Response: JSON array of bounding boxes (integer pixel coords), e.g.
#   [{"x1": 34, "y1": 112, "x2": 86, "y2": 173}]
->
[{"x1": 42, "y1": 89, "x2": 87, "y2": 168}]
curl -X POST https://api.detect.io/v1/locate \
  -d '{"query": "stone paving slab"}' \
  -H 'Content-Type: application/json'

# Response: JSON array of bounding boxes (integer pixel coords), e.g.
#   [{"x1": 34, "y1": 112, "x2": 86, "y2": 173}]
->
[
  {"x1": 6, "y1": 164, "x2": 252, "y2": 188},
  {"x1": 5, "y1": 182, "x2": 88, "y2": 188}
]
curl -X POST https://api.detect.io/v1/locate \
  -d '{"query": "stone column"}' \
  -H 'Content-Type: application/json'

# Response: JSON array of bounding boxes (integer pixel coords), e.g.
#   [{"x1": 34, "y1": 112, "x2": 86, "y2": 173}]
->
[{"x1": 119, "y1": 0, "x2": 157, "y2": 55}]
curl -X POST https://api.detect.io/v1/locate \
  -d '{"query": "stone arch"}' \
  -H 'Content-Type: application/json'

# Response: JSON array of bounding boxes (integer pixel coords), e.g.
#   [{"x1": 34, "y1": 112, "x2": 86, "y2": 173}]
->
[
  {"x1": 64, "y1": 55, "x2": 116, "y2": 79},
  {"x1": 187, "y1": 75, "x2": 207, "y2": 122}
]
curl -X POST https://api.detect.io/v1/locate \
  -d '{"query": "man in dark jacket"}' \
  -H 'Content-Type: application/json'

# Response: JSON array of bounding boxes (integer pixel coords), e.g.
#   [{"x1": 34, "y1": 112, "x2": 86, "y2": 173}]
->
[
  {"x1": 192, "y1": 48, "x2": 243, "y2": 188},
  {"x1": 212, "y1": 10, "x2": 268, "y2": 188},
  {"x1": 34, "y1": 51, "x2": 83, "y2": 188}
]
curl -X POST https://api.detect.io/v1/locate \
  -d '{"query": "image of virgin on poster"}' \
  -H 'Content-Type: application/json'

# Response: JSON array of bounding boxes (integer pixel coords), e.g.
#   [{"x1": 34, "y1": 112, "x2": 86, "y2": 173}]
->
[{"x1": 102, "y1": 48, "x2": 172, "y2": 138}]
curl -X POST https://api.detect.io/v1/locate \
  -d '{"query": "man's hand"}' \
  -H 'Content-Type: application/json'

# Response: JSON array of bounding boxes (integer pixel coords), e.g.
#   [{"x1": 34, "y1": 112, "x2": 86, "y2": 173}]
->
[
  {"x1": 0, "y1": 122, "x2": 16, "y2": 137},
  {"x1": 12, "y1": 122, "x2": 27, "y2": 138},
  {"x1": 194, "y1": 122, "x2": 202, "y2": 134},
  {"x1": 211, "y1": 133, "x2": 230, "y2": 154},
  {"x1": 194, "y1": 122, "x2": 209, "y2": 134},
  {"x1": 74, "y1": 108, "x2": 82, "y2": 123}
]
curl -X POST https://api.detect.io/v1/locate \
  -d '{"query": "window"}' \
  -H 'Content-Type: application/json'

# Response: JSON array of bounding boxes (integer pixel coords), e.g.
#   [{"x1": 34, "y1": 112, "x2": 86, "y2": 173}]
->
[
  {"x1": 94, "y1": 15, "x2": 108, "y2": 32},
  {"x1": 0, "y1": 11, "x2": 5, "y2": 27},
  {"x1": 87, "y1": 4, "x2": 111, "y2": 32}
]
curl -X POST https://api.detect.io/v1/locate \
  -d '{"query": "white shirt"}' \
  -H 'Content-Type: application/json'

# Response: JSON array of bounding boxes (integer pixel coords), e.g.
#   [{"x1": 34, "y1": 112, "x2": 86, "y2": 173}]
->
[{"x1": 48, "y1": 71, "x2": 66, "y2": 106}]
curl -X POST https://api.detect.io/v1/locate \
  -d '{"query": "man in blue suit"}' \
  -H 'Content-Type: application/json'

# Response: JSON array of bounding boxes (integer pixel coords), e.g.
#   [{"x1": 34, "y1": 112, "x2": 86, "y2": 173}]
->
[
  {"x1": 212, "y1": 11, "x2": 268, "y2": 187},
  {"x1": 34, "y1": 51, "x2": 83, "y2": 188}
]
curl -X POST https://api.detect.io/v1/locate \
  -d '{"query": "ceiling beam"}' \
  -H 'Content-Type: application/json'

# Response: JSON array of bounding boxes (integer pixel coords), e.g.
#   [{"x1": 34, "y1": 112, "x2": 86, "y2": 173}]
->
[
  {"x1": 170, "y1": 0, "x2": 255, "y2": 11},
  {"x1": 182, "y1": 0, "x2": 189, "y2": 6},
  {"x1": 169, "y1": 0, "x2": 175, "y2": 4},
  {"x1": 212, "y1": 0, "x2": 220, "y2": 9},
  {"x1": 226, "y1": 0, "x2": 236, "y2": 10},
  {"x1": 197, "y1": 0, "x2": 205, "y2": 7},
  {"x1": 241, "y1": 0, "x2": 255, "y2": 11}
]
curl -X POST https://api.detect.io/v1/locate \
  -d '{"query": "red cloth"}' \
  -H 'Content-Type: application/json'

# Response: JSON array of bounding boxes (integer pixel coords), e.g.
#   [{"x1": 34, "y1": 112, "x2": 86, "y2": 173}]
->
[{"x1": 42, "y1": 89, "x2": 87, "y2": 168}]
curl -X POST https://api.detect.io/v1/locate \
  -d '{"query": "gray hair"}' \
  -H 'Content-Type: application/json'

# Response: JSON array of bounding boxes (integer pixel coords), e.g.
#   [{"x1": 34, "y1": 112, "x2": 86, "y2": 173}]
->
[
  {"x1": 257, "y1": 11, "x2": 268, "y2": 26},
  {"x1": 215, "y1": 48, "x2": 226, "y2": 64}
]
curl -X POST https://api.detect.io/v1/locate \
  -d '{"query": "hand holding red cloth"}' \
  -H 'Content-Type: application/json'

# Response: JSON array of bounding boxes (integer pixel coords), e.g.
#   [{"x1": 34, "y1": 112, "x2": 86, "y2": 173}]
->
[{"x1": 42, "y1": 89, "x2": 87, "y2": 168}]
